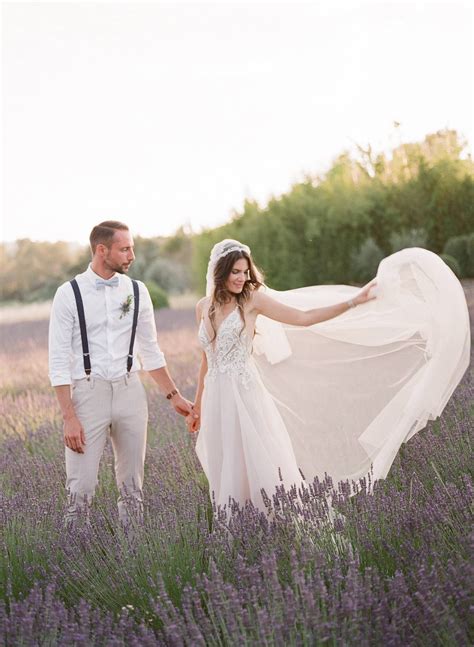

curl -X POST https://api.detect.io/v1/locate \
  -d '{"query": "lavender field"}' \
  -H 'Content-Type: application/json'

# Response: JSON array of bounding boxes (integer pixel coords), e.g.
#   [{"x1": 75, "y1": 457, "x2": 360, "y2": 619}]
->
[{"x1": 1, "y1": 292, "x2": 473, "y2": 646}]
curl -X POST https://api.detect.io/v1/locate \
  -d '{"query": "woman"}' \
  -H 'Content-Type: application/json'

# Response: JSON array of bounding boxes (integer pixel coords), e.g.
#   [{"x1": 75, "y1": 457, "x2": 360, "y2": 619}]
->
[{"x1": 187, "y1": 239, "x2": 470, "y2": 515}]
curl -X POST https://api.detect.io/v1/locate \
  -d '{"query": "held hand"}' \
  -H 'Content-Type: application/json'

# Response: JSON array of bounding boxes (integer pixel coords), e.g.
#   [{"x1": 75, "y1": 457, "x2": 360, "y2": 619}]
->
[
  {"x1": 64, "y1": 415, "x2": 86, "y2": 454},
  {"x1": 354, "y1": 278, "x2": 378, "y2": 306},
  {"x1": 171, "y1": 393, "x2": 198, "y2": 418},
  {"x1": 186, "y1": 410, "x2": 201, "y2": 434}
]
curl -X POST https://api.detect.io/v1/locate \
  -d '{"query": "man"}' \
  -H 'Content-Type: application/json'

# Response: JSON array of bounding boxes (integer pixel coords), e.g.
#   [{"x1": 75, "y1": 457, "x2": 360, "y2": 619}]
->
[{"x1": 48, "y1": 220, "x2": 195, "y2": 525}]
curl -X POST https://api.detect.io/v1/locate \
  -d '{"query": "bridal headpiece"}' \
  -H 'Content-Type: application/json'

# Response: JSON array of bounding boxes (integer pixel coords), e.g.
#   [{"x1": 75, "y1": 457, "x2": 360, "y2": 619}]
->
[
  {"x1": 204, "y1": 238, "x2": 291, "y2": 364},
  {"x1": 205, "y1": 239, "x2": 251, "y2": 296}
]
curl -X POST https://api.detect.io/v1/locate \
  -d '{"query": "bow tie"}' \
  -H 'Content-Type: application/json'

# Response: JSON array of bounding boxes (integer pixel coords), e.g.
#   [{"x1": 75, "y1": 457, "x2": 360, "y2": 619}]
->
[{"x1": 96, "y1": 276, "x2": 119, "y2": 289}]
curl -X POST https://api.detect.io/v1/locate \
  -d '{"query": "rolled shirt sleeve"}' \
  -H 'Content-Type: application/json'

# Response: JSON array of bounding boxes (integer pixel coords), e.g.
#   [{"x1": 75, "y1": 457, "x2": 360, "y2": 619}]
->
[
  {"x1": 136, "y1": 281, "x2": 167, "y2": 371},
  {"x1": 48, "y1": 283, "x2": 75, "y2": 386}
]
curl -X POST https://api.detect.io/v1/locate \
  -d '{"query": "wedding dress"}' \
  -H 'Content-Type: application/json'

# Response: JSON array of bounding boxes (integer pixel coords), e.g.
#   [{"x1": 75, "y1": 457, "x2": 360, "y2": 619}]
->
[
  {"x1": 196, "y1": 307, "x2": 306, "y2": 513},
  {"x1": 195, "y1": 247, "x2": 470, "y2": 513}
]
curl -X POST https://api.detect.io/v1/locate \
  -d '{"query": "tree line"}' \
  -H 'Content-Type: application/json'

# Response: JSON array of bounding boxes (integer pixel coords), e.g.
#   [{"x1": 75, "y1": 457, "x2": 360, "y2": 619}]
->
[
  {"x1": 1, "y1": 129, "x2": 473, "y2": 305},
  {"x1": 192, "y1": 129, "x2": 474, "y2": 291},
  {"x1": 0, "y1": 232, "x2": 192, "y2": 306}
]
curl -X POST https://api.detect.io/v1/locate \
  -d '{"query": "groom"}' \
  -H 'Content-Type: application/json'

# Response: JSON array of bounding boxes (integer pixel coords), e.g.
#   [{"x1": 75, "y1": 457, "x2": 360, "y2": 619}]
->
[{"x1": 48, "y1": 220, "x2": 195, "y2": 525}]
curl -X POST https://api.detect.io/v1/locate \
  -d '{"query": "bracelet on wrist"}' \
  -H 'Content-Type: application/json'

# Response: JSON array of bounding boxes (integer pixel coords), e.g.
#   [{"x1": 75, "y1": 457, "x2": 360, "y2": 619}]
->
[
  {"x1": 347, "y1": 298, "x2": 356, "y2": 308},
  {"x1": 166, "y1": 388, "x2": 178, "y2": 400}
]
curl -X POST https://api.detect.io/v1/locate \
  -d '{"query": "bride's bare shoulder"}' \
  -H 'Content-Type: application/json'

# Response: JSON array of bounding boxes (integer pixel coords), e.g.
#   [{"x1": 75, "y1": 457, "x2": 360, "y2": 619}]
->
[{"x1": 248, "y1": 287, "x2": 265, "y2": 311}]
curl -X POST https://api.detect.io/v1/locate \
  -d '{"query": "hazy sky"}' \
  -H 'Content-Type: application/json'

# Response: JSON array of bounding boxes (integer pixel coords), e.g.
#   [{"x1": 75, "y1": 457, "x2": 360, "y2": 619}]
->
[{"x1": 2, "y1": 0, "x2": 473, "y2": 244}]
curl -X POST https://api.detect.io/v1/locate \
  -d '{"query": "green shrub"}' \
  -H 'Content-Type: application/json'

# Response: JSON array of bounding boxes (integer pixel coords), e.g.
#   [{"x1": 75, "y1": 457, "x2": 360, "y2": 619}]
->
[
  {"x1": 22, "y1": 282, "x2": 59, "y2": 303},
  {"x1": 439, "y1": 253, "x2": 461, "y2": 277},
  {"x1": 389, "y1": 228, "x2": 428, "y2": 252},
  {"x1": 468, "y1": 233, "x2": 474, "y2": 277},
  {"x1": 443, "y1": 233, "x2": 474, "y2": 278},
  {"x1": 443, "y1": 235, "x2": 467, "y2": 276},
  {"x1": 350, "y1": 237, "x2": 385, "y2": 283},
  {"x1": 144, "y1": 258, "x2": 189, "y2": 294},
  {"x1": 145, "y1": 281, "x2": 169, "y2": 309}
]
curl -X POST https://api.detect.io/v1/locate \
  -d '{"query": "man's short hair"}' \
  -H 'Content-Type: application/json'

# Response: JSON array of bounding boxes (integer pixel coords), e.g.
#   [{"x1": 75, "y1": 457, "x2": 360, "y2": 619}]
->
[{"x1": 89, "y1": 221, "x2": 129, "y2": 254}]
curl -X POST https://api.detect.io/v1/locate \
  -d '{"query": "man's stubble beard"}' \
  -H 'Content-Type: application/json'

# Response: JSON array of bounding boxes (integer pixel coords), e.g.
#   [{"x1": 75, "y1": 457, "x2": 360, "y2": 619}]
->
[{"x1": 104, "y1": 258, "x2": 132, "y2": 275}]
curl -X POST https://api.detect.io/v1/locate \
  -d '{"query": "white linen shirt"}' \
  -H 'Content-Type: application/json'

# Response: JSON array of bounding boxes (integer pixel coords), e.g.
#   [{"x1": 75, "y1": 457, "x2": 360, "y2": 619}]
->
[{"x1": 48, "y1": 264, "x2": 166, "y2": 386}]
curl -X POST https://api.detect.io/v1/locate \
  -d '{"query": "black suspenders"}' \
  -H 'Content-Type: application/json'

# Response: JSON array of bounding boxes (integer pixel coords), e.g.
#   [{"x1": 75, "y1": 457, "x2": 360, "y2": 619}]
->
[
  {"x1": 70, "y1": 279, "x2": 92, "y2": 377},
  {"x1": 127, "y1": 280, "x2": 140, "y2": 373},
  {"x1": 69, "y1": 278, "x2": 140, "y2": 379}
]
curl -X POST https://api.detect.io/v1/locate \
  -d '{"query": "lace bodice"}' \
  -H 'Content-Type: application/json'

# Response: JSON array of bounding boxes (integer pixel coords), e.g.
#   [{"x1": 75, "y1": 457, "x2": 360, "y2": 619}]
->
[{"x1": 198, "y1": 308, "x2": 255, "y2": 388}]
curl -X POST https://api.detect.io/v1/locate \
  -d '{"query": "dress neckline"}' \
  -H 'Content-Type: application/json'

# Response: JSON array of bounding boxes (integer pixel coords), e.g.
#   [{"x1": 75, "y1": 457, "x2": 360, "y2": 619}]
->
[{"x1": 201, "y1": 306, "x2": 239, "y2": 346}]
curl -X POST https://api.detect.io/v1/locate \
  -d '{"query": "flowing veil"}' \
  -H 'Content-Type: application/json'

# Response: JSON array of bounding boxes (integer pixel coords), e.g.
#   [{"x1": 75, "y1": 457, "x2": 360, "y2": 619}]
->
[{"x1": 251, "y1": 247, "x2": 470, "y2": 492}]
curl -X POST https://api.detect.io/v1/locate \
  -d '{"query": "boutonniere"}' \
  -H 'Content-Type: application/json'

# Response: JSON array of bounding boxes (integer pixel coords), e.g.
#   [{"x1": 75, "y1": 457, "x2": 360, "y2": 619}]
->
[{"x1": 119, "y1": 294, "x2": 134, "y2": 319}]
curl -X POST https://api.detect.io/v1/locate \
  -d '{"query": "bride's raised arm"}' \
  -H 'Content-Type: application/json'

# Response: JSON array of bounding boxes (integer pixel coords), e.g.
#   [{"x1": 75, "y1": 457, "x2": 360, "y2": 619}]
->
[{"x1": 252, "y1": 279, "x2": 377, "y2": 326}]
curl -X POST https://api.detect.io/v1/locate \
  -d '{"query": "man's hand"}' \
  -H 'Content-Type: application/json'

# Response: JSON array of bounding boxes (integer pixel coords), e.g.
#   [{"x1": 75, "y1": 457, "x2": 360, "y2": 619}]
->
[
  {"x1": 64, "y1": 415, "x2": 86, "y2": 454},
  {"x1": 147, "y1": 368, "x2": 200, "y2": 419},
  {"x1": 171, "y1": 393, "x2": 198, "y2": 418}
]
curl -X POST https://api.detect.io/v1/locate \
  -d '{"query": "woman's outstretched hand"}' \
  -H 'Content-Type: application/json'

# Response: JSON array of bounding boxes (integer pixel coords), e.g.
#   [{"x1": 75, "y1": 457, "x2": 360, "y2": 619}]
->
[{"x1": 354, "y1": 278, "x2": 378, "y2": 306}]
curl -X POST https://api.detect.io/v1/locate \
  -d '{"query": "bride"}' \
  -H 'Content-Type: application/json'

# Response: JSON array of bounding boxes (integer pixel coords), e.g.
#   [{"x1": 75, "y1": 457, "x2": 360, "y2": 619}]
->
[{"x1": 187, "y1": 239, "x2": 470, "y2": 515}]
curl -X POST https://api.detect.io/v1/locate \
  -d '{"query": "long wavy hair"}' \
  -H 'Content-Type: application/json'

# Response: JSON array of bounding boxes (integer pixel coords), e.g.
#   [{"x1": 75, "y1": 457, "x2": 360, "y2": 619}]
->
[{"x1": 208, "y1": 249, "x2": 264, "y2": 342}]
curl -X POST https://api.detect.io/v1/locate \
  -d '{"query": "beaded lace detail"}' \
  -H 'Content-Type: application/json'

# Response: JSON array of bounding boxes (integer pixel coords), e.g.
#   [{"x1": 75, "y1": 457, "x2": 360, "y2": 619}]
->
[{"x1": 198, "y1": 308, "x2": 254, "y2": 388}]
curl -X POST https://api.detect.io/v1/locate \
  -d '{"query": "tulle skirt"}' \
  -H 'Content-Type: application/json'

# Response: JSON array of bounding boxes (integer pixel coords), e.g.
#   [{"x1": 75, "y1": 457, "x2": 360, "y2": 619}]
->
[
  {"x1": 195, "y1": 363, "x2": 305, "y2": 513},
  {"x1": 253, "y1": 247, "x2": 470, "y2": 491}
]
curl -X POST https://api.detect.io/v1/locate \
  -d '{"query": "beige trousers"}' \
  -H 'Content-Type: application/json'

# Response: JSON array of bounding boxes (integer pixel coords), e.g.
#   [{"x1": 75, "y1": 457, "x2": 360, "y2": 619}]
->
[{"x1": 65, "y1": 372, "x2": 148, "y2": 525}]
